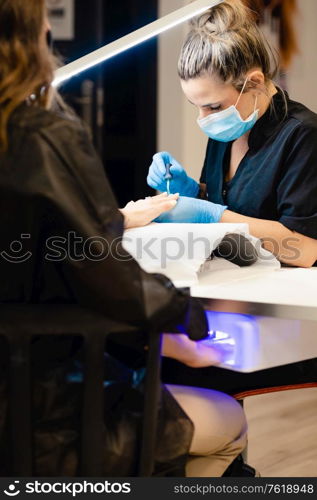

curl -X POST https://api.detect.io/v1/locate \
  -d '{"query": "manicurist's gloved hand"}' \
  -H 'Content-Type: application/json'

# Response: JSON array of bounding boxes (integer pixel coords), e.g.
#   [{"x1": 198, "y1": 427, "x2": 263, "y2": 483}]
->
[
  {"x1": 147, "y1": 151, "x2": 199, "y2": 197},
  {"x1": 154, "y1": 196, "x2": 227, "y2": 223}
]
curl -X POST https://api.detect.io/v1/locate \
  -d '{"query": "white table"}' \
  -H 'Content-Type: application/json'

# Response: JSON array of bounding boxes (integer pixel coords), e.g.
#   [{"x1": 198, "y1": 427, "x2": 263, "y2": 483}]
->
[{"x1": 190, "y1": 267, "x2": 317, "y2": 372}]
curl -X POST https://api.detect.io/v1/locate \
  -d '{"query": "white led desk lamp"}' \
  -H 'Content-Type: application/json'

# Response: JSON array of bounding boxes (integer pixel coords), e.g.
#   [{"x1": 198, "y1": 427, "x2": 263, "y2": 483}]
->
[{"x1": 53, "y1": 0, "x2": 222, "y2": 87}]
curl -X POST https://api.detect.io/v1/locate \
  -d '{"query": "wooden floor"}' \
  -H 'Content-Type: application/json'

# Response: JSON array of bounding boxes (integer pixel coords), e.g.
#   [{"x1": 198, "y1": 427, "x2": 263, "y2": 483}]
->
[{"x1": 245, "y1": 388, "x2": 317, "y2": 477}]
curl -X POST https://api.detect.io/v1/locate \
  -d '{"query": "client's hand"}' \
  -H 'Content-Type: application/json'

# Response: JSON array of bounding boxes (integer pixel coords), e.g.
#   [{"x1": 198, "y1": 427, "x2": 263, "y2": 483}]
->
[
  {"x1": 120, "y1": 192, "x2": 179, "y2": 229},
  {"x1": 162, "y1": 333, "x2": 224, "y2": 368}
]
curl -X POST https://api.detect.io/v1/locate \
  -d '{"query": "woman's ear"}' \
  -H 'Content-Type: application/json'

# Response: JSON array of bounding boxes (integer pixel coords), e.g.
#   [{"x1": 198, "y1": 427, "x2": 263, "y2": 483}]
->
[{"x1": 247, "y1": 70, "x2": 265, "y2": 92}]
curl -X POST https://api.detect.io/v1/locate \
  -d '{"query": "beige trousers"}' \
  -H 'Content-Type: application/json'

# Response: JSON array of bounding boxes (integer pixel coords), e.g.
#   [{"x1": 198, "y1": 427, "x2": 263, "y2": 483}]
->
[{"x1": 166, "y1": 384, "x2": 248, "y2": 477}]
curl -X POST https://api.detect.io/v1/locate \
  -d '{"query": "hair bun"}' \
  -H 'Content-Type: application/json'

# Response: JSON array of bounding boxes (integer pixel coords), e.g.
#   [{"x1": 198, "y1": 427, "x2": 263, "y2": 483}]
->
[
  {"x1": 190, "y1": 0, "x2": 253, "y2": 37},
  {"x1": 179, "y1": 0, "x2": 278, "y2": 83}
]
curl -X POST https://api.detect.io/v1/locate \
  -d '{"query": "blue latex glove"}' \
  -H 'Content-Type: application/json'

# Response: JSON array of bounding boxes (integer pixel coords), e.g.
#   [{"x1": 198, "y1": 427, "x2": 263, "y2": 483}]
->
[
  {"x1": 154, "y1": 196, "x2": 227, "y2": 224},
  {"x1": 147, "y1": 151, "x2": 199, "y2": 197}
]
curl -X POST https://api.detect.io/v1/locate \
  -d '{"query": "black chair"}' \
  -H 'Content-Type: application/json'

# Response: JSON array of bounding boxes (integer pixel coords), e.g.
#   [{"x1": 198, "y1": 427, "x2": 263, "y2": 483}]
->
[{"x1": 0, "y1": 304, "x2": 162, "y2": 477}]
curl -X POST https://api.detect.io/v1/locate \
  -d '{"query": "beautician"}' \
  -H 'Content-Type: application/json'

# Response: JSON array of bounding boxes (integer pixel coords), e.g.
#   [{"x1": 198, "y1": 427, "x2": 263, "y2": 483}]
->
[{"x1": 148, "y1": 0, "x2": 317, "y2": 267}]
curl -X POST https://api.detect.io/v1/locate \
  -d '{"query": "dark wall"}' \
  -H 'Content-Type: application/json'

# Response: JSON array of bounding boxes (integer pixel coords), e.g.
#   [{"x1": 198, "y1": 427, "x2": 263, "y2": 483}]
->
[{"x1": 55, "y1": 0, "x2": 157, "y2": 206}]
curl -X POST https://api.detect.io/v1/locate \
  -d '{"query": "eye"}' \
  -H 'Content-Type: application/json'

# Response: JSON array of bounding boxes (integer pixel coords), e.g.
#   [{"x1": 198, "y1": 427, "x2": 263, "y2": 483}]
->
[{"x1": 208, "y1": 105, "x2": 221, "y2": 112}]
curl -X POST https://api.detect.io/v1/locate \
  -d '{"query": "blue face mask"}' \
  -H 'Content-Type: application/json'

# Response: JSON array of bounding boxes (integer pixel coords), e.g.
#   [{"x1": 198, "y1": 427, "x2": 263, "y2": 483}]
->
[{"x1": 197, "y1": 79, "x2": 259, "y2": 142}]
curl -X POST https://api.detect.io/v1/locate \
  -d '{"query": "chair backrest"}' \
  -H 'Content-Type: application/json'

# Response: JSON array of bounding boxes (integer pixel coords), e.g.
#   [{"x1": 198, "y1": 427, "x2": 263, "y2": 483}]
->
[{"x1": 0, "y1": 304, "x2": 162, "y2": 476}]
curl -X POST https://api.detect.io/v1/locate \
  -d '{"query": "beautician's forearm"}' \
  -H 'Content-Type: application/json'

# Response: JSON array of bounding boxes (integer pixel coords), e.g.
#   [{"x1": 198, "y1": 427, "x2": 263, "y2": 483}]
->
[{"x1": 221, "y1": 210, "x2": 317, "y2": 267}]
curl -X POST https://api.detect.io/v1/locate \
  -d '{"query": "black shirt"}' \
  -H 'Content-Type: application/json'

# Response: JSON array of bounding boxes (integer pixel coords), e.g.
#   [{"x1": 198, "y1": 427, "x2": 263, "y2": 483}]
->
[{"x1": 200, "y1": 90, "x2": 317, "y2": 240}]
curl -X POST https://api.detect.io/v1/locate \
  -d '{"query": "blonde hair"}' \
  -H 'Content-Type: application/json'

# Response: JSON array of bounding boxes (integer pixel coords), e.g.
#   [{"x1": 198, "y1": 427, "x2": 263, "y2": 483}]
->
[
  {"x1": 178, "y1": 0, "x2": 279, "y2": 90},
  {"x1": 0, "y1": 0, "x2": 56, "y2": 152}
]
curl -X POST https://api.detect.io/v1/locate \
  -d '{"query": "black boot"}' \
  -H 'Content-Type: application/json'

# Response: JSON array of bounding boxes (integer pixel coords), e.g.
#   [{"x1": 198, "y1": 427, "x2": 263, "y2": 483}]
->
[{"x1": 222, "y1": 454, "x2": 259, "y2": 477}]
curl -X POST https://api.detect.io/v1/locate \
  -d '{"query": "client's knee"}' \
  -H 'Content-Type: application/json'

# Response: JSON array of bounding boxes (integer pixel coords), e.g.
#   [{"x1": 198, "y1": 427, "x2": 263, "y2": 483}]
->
[{"x1": 166, "y1": 385, "x2": 247, "y2": 456}]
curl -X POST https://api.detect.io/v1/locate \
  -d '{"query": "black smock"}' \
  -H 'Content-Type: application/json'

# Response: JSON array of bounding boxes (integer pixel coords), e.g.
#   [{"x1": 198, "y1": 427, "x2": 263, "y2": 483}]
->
[
  {"x1": 162, "y1": 90, "x2": 317, "y2": 397},
  {"x1": 0, "y1": 103, "x2": 208, "y2": 476},
  {"x1": 200, "y1": 89, "x2": 317, "y2": 240}
]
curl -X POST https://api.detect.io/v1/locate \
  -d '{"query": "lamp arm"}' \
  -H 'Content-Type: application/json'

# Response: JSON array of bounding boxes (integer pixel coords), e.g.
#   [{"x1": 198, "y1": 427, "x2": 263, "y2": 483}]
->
[{"x1": 53, "y1": 0, "x2": 223, "y2": 87}]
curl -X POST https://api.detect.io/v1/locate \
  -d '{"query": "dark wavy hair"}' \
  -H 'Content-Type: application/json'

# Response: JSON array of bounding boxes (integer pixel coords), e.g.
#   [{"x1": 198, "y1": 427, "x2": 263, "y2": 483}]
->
[{"x1": 0, "y1": 0, "x2": 55, "y2": 151}]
